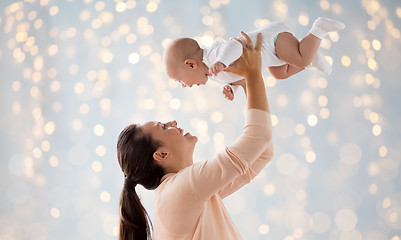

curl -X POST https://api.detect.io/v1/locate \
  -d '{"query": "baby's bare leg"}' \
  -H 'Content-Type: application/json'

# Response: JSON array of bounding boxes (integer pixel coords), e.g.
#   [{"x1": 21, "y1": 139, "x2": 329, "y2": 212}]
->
[
  {"x1": 268, "y1": 64, "x2": 304, "y2": 79},
  {"x1": 275, "y1": 32, "x2": 320, "y2": 69}
]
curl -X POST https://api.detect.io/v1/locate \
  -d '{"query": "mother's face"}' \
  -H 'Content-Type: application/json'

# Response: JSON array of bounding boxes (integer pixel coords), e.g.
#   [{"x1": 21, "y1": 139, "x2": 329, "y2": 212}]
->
[{"x1": 141, "y1": 120, "x2": 198, "y2": 160}]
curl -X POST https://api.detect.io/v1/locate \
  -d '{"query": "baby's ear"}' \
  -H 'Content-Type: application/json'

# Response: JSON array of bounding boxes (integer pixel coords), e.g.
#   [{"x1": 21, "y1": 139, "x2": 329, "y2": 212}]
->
[{"x1": 184, "y1": 59, "x2": 198, "y2": 70}]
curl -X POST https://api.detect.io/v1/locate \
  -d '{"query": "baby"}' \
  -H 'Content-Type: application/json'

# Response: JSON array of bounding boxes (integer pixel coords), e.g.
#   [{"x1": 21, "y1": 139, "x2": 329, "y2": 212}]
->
[{"x1": 164, "y1": 17, "x2": 345, "y2": 100}]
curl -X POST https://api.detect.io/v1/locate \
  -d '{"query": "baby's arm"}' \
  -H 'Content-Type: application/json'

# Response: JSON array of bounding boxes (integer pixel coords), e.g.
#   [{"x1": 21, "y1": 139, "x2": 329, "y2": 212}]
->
[
  {"x1": 222, "y1": 79, "x2": 247, "y2": 101},
  {"x1": 210, "y1": 61, "x2": 226, "y2": 76},
  {"x1": 210, "y1": 40, "x2": 243, "y2": 76}
]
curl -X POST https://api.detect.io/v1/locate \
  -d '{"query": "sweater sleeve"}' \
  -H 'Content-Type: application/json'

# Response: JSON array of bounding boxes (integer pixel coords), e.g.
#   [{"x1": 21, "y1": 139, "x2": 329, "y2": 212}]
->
[
  {"x1": 188, "y1": 109, "x2": 272, "y2": 202},
  {"x1": 214, "y1": 40, "x2": 243, "y2": 68},
  {"x1": 218, "y1": 137, "x2": 274, "y2": 199}
]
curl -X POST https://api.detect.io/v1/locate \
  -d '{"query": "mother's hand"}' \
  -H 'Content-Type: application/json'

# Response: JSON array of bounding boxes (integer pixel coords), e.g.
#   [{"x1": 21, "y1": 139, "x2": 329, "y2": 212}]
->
[{"x1": 224, "y1": 32, "x2": 262, "y2": 78}]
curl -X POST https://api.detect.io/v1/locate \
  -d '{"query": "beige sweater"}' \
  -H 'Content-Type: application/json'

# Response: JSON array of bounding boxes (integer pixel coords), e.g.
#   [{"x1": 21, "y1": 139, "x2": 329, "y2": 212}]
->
[{"x1": 154, "y1": 109, "x2": 274, "y2": 239}]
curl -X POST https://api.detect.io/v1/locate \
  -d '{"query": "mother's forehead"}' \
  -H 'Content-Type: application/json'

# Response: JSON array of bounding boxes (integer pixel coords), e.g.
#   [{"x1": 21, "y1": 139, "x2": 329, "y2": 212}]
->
[{"x1": 141, "y1": 121, "x2": 158, "y2": 129}]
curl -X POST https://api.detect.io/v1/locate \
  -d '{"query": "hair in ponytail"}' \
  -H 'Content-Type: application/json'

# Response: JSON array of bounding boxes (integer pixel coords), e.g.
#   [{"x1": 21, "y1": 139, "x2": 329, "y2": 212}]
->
[{"x1": 117, "y1": 124, "x2": 165, "y2": 240}]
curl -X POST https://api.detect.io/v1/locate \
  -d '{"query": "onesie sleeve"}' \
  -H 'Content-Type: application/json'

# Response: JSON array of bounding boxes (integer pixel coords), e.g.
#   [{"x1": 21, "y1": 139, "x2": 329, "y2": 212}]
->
[
  {"x1": 187, "y1": 109, "x2": 272, "y2": 202},
  {"x1": 215, "y1": 40, "x2": 243, "y2": 68}
]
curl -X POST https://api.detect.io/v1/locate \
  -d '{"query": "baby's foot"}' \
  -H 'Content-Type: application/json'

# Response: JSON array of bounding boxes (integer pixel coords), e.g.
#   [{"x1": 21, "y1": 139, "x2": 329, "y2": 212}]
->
[
  {"x1": 311, "y1": 51, "x2": 332, "y2": 76},
  {"x1": 309, "y1": 17, "x2": 345, "y2": 39},
  {"x1": 223, "y1": 85, "x2": 234, "y2": 101}
]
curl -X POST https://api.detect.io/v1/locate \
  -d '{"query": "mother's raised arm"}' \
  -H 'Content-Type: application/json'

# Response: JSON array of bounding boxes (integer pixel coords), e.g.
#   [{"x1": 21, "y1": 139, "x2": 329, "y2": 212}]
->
[{"x1": 224, "y1": 32, "x2": 270, "y2": 114}]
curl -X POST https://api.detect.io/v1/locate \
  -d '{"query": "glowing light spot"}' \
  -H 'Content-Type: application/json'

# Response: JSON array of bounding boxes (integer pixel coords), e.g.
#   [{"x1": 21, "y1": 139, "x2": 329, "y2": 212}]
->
[
  {"x1": 12, "y1": 81, "x2": 21, "y2": 92},
  {"x1": 298, "y1": 13, "x2": 309, "y2": 26},
  {"x1": 305, "y1": 151, "x2": 316, "y2": 163},
  {"x1": 100, "y1": 191, "x2": 111, "y2": 202},
  {"x1": 264, "y1": 183, "x2": 276, "y2": 196},
  {"x1": 367, "y1": 58, "x2": 378, "y2": 71},
  {"x1": 372, "y1": 40, "x2": 381, "y2": 51},
  {"x1": 48, "y1": 44, "x2": 59, "y2": 56},
  {"x1": 80, "y1": 104, "x2": 90, "y2": 115},
  {"x1": 91, "y1": 18, "x2": 102, "y2": 29},
  {"x1": 49, "y1": 6, "x2": 59, "y2": 16},
  {"x1": 74, "y1": 82, "x2": 84, "y2": 94},
  {"x1": 100, "y1": 98, "x2": 111, "y2": 110},
  {"x1": 266, "y1": 76, "x2": 276, "y2": 87},
  {"x1": 16, "y1": 31, "x2": 28, "y2": 42},
  {"x1": 72, "y1": 119, "x2": 83, "y2": 131},
  {"x1": 128, "y1": 52, "x2": 140, "y2": 64},
  {"x1": 170, "y1": 98, "x2": 181, "y2": 110},
  {"x1": 335, "y1": 209, "x2": 357, "y2": 231},
  {"x1": 96, "y1": 145, "x2": 106, "y2": 157},
  {"x1": 213, "y1": 132, "x2": 224, "y2": 143},
  {"x1": 382, "y1": 198, "x2": 391, "y2": 208},
  {"x1": 259, "y1": 224, "x2": 270, "y2": 235},
  {"x1": 99, "y1": 48, "x2": 113, "y2": 63},
  {"x1": 368, "y1": 184, "x2": 377, "y2": 194},
  {"x1": 32, "y1": 147, "x2": 42, "y2": 159},
  {"x1": 80, "y1": 10, "x2": 91, "y2": 21},
  {"x1": 397, "y1": 8, "x2": 401, "y2": 18},
  {"x1": 320, "y1": 0, "x2": 330, "y2": 10},
  {"x1": 200, "y1": 35, "x2": 214, "y2": 48},
  {"x1": 317, "y1": 77, "x2": 328, "y2": 89},
  {"x1": 94, "y1": 124, "x2": 105, "y2": 136},
  {"x1": 307, "y1": 114, "x2": 318, "y2": 126},
  {"x1": 50, "y1": 207, "x2": 60, "y2": 218},
  {"x1": 372, "y1": 124, "x2": 382, "y2": 136},
  {"x1": 341, "y1": 56, "x2": 351, "y2": 67},
  {"x1": 95, "y1": 1, "x2": 105, "y2": 11},
  {"x1": 49, "y1": 156, "x2": 59, "y2": 167},
  {"x1": 202, "y1": 15, "x2": 214, "y2": 26},
  {"x1": 379, "y1": 146, "x2": 388, "y2": 157},
  {"x1": 318, "y1": 95, "x2": 328, "y2": 106},
  {"x1": 271, "y1": 114, "x2": 278, "y2": 126},
  {"x1": 126, "y1": 33, "x2": 137, "y2": 44},
  {"x1": 143, "y1": 98, "x2": 155, "y2": 110},
  {"x1": 41, "y1": 140, "x2": 50, "y2": 152},
  {"x1": 53, "y1": 102, "x2": 62, "y2": 113},
  {"x1": 388, "y1": 212, "x2": 398, "y2": 223},
  {"x1": 92, "y1": 161, "x2": 103, "y2": 172},
  {"x1": 210, "y1": 112, "x2": 223, "y2": 123},
  {"x1": 146, "y1": 2, "x2": 158, "y2": 12},
  {"x1": 116, "y1": 2, "x2": 127, "y2": 12},
  {"x1": 44, "y1": 121, "x2": 56, "y2": 135},
  {"x1": 197, "y1": 120, "x2": 208, "y2": 134},
  {"x1": 273, "y1": 1, "x2": 288, "y2": 15},
  {"x1": 295, "y1": 124, "x2": 305, "y2": 135},
  {"x1": 277, "y1": 94, "x2": 288, "y2": 108},
  {"x1": 320, "y1": 108, "x2": 330, "y2": 119}
]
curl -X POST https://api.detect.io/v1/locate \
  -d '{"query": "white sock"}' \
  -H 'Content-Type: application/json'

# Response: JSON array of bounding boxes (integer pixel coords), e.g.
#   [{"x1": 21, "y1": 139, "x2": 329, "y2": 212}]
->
[
  {"x1": 310, "y1": 51, "x2": 332, "y2": 76},
  {"x1": 309, "y1": 17, "x2": 345, "y2": 39}
]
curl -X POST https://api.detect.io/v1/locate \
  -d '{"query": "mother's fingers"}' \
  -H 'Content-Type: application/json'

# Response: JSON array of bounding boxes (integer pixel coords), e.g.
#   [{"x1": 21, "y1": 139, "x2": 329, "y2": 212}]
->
[
  {"x1": 255, "y1": 33, "x2": 262, "y2": 51},
  {"x1": 240, "y1": 31, "x2": 253, "y2": 49}
]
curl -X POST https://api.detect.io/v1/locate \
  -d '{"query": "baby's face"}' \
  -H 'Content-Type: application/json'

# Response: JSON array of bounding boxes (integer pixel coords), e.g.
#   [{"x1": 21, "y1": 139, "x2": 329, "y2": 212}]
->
[{"x1": 167, "y1": 66, "x2": 208, "y2": 88}]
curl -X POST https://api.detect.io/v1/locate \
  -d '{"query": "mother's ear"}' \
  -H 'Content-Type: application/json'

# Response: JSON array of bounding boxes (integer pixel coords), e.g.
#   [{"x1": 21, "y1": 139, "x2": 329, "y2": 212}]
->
[{"x1": 153, "y1": 150, "x2": 171, "y2": 163}]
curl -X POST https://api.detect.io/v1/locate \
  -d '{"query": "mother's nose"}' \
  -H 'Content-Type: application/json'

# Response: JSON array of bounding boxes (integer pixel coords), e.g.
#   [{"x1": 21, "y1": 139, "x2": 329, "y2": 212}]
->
[{"x1": 168, "y1": 120, "x2": 177, "y2": 127}]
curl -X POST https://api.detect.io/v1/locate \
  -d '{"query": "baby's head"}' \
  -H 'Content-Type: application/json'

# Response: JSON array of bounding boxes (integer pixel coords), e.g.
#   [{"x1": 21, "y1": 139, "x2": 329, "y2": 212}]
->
[{"x1": 163, "y1": 38, "x2": 210, "y2": 87}]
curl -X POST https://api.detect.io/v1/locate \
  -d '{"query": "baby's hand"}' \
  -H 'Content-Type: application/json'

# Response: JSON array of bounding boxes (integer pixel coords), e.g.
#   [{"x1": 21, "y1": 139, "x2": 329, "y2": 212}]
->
[
  {"x1": 222, "y1": 85, "x2": 234, "y2": 101},
  {"x1": 209, "y1": 62, "x2": 226, "y2": 76}
]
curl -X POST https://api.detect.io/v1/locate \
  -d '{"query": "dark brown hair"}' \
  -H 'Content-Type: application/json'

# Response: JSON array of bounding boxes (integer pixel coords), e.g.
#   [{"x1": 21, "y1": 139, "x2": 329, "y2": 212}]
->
[{"x1": 117, "y1": 124, "x2": 165, "y2": 240}]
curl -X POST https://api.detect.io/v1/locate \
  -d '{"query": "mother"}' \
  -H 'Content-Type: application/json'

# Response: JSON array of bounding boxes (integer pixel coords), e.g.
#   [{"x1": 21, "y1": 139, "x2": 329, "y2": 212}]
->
[{"x1": 117, "y1": 32, "x2": 274, "y2": 240}]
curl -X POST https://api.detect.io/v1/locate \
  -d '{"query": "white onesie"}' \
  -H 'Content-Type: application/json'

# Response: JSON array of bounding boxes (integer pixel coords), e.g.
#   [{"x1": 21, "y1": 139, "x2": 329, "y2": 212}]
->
[{"x1": 202, "y1": 21, "x2": 292, "y2": 94}]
